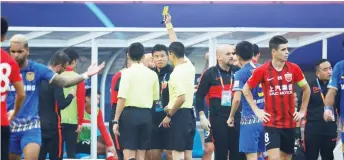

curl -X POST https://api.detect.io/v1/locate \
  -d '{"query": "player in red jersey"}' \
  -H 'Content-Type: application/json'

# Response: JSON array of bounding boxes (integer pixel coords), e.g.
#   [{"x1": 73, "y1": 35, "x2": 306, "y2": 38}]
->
[
  {"x1": 0, "y1": 17, "x2": 26, "y2": 160},
  {"x1": 242, "y1": 35, "x2": 311, "y2": 160}
]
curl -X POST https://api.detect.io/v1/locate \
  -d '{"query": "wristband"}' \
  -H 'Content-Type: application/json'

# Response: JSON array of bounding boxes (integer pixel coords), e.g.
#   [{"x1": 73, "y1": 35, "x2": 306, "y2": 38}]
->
[
  {"x1": 111, "y1": 120, "x2": 118, "y2": 124},
  {"x1": 165, "y1": 23, "x2": 173, "y2": 30},
  {"x1": 82, "y1": 73, "x2": 89, "y2": 80},
  {"x1": 166, "y1": 112, "x2": 172, "y2": 118},
  {"x1": 324, "y1": 106, "x2": 333, "y2": 111}
]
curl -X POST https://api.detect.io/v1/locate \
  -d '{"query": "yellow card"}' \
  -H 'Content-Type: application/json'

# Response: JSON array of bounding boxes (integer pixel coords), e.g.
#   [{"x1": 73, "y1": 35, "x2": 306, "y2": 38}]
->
[{"x1": 162, "y1": 6, "x2": 169, "y2": 15}]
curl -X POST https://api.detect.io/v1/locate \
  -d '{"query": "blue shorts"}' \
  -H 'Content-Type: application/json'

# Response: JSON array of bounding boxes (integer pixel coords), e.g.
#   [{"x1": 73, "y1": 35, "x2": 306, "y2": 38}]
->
[
  {"x1": 10, "y1": 128, "x2": 42, "y2": 155},
  {"x1": 239, "y1": 122, "x2": 265, "y2": 153}
]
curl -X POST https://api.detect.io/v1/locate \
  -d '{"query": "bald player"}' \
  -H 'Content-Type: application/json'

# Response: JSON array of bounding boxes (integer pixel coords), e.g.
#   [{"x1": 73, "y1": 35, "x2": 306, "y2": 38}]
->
[{"x1": 196, "y1": 44, "x2": 243, "y2": 160}]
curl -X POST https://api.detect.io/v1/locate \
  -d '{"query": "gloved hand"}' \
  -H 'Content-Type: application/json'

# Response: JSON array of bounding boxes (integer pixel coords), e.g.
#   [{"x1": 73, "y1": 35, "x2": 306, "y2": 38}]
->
[{"x1": 199, "y1": 114, "x2": 211, "y2": 131}]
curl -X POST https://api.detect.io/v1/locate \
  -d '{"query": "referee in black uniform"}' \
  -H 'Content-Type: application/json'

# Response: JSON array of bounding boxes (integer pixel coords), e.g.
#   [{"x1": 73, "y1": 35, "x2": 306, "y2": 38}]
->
[
  {"x1": 302, "y1": 59, "x2": 339, "y2": 160},
  {"x1": 38, "y1": 52, "x2": 75, "y2": 160}
]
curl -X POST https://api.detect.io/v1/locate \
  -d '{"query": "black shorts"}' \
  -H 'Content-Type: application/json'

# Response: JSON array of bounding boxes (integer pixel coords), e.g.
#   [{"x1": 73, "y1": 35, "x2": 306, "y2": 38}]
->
[
  {"x1": 1, "y1": 126, "x2": 10, "y2": 160},
  {"x1": 76, "y1": 140, "x2": 91, "y2": 154},
  {"x1": 169, "y1": 108, "x2": 196, "y2": 151},
  {"x1": 119, "y1": 107, "x2": 152, "y2": 150},
  {"x1": 151, "y1": 110, "x2": 170, "y2": 150},
  {"x1": 204, "y1": 130, "x2": 213, "y2": 143},
  {"x1": 264, "y1": 126, "x2": 296, "y2": 154}
]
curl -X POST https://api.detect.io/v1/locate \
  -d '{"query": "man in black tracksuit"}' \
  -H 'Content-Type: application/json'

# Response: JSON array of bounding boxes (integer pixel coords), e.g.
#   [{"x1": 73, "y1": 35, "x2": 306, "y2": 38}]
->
[
  {"x1": 301, "y1": 59, "x2": 340, "y2": 160},
  {"x1": 195, "y1": 44, "x2": 245, "y2": 160},
  {"x1": 38, "y1": 52, "x2": 75, "y2": 160},
  {"x1": 149, "y1": 44, "x2": 174, "y2": 160}
]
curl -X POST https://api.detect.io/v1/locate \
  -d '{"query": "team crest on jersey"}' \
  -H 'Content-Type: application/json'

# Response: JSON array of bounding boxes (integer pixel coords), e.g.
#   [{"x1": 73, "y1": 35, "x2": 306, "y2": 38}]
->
[
  {"x1": 161, "y1": 81, "x2": 168, "y2": 90},
  {"x1": 284, "y1": 72, "x2": 292, "y2": 82},
  {"x1": 313, "y1": 87, "x2": 320, "y2": 93},
  {"x1": 26, "y1": 72, "x2": 35, "y2": 81}
]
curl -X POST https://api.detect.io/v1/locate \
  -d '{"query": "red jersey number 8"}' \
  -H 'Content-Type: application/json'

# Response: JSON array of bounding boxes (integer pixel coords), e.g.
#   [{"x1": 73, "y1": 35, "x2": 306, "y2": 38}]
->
[{"x1": 0, "y1": 63, "x2": 12, "y2": 93}]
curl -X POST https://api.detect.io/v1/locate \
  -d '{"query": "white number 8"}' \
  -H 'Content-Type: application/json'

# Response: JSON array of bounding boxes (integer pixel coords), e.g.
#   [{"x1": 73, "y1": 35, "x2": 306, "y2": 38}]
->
[
  {"x1": 0, "y1": 63, "x2": 12, "y2": 93},
  {"x1": 265, "y1": 132, "x2": 269, "y2": 143}
]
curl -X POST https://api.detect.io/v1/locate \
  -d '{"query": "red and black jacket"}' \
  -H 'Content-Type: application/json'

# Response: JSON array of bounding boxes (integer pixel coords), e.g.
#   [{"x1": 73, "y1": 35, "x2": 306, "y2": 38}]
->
[
  {"x1": 110, "y1": 71, "x2": 122, "y2": 107},
  {"x1": 195, "y1": 64, "x2": 241, "y2": 118}
]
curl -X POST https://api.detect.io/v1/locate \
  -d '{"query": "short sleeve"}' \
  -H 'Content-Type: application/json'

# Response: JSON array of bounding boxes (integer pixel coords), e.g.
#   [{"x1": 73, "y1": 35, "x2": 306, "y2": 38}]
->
[
  {"x1": 293, "y1": 64, "x2": 307, "y2": 87},
  {"x1": 118, "y1": 70, "x2": 130, "y2": 99},
  {"x1": 153, "y1": 73, "x2": 160, "y2": 101},
  {"x1": 233, "y1": 71, "x2": 245, "y2": 91},
  {"x1": 170, "y1": 72, "x2": 186, "y2": 97},
  {"x1": 246, "y1": 66, "x2": 264, "y2": 89},
  {"x1": 328, "y1": 62, "x2": 341, "y2": 90},
  {"x1": 9, "y1": 60, "x2": 22, "y2": 83},
  {"x1": 36, "y1": 63, "x2": 56, "y2": 83}
]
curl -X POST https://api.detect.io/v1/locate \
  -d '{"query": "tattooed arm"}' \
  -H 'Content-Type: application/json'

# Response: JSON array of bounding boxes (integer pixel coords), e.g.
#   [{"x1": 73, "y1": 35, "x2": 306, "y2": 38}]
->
[
  {"x1": 50, "y1": 62, "x2": 105, "y2": 88},
  {"x1": 50, "y1": 74, "x2": 86, "y2": 88}
]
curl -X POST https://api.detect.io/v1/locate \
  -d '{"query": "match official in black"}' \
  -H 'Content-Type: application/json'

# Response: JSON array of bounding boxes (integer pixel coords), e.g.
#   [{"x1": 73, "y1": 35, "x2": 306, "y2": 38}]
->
[
  {"x1": 195, "y1": 45, "x2": 242, "y2": 160},
  {"x1": 302, "y1": 59, "x2": 339, "y2": 160},
  {"x1": 38, "y1": 52, "x2": 75, "y2": 160},
  {"x1": 149, "y1": 44, "x2": 174, "y2": 160},
  {"x1": 112, "y1": 42, "x2": 159, "y2": 160}
]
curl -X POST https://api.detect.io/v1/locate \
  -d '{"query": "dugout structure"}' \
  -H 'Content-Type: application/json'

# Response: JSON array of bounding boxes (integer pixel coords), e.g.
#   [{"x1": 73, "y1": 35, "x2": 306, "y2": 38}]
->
[{"x1": 3, "y1": 26, "x2": 344, "y2": 159}]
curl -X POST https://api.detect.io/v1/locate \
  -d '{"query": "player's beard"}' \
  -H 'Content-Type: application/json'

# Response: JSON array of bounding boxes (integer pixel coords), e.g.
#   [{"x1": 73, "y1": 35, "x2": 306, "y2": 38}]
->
[
  {"x1": 16, "y1": 57, "x2": 27, "y2": 68},
  {"x1": 227, "y1": 59, "x2": 233, "y2": 66}
]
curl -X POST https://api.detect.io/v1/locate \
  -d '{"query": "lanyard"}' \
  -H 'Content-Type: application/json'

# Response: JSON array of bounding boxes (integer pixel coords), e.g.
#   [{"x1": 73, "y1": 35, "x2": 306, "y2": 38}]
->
[
  {"x1": 217, "y1": 69, "x2": 233, "y2": 91},
  {"x1": 316, "y1": 78, "x2": 325, "y2": 103},
  {"x1": 160, "y1": 73, "x2": 167, "y2": 95}
]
